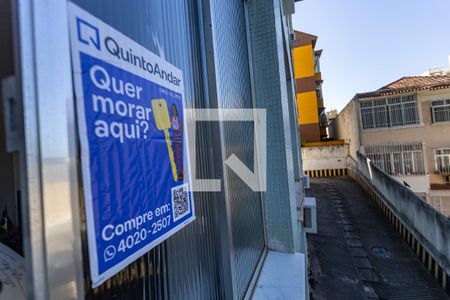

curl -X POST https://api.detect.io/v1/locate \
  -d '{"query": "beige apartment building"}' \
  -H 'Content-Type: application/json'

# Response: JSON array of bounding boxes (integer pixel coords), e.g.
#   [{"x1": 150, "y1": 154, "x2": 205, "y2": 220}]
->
[{"x1": 333, "y1": 76, "x2": 450, "y2": 216}]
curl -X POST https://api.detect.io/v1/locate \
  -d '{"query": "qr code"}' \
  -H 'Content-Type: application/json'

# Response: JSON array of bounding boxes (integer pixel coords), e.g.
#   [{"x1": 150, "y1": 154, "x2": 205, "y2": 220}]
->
[{"x1": 171, "y1": 183, "x2": 190, "y2": 222}]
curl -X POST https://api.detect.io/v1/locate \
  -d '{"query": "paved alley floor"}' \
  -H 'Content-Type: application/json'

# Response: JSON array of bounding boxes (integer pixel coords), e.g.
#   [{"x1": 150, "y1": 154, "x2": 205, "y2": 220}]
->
[{"x1": 307, "y1": 176, "x2": 449, "y2": 300}]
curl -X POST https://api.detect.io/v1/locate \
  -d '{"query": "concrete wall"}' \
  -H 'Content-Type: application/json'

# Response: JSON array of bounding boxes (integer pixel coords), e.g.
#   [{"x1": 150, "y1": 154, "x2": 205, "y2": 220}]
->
[
  {"x1": 392, "y1": 175, "x2": 430, "y2": 196},
  {"x1": 301, "y1": 144, "x2": 349, "y2": 170},
  {"x1": 354, "y1": 152, "x2": 450, "y2": 276},
  {"x1": 330, "y1": 98, "x2": 360, "y2": 159}
]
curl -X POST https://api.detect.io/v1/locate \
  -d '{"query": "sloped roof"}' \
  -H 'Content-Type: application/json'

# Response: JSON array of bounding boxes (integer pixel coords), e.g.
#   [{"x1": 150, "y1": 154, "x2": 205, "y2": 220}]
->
[
  {"x1": 292, "y1": 30, "x2": 317, "y2": 48},
  {"x1": 358, "y1": 76, "x2": 450, "y2": 99}
]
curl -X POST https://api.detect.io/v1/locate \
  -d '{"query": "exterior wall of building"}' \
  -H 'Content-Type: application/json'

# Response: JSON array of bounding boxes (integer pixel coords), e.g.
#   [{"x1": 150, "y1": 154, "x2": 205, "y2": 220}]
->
[
  {"x1": 247, "y1": 0, "x2": 302, "y2": 254},
  {"x1": 293, "y1": 44, "x2": 315, "y2": 78},
  {"x1": 330, "y1": 99, "x2": 360, "y2": 159},
  {"x1": 355, "y1": 88, "x2": 450, "y2": 212},
  {"x1": 419, "y1": 90, "x2": 450, "y2": 185},
  {"x1": 334, "y1": 86, "x2": 450, "y2": 216},
  {"x1": 297, "y1": 90, "x2": 319, "y2": 124},
  {"x1": 359, "y1": 89, "x2": 450, "y2": 183},
  {"x1": 292, "y1": 31, "x2": 325, "y2": 143}
]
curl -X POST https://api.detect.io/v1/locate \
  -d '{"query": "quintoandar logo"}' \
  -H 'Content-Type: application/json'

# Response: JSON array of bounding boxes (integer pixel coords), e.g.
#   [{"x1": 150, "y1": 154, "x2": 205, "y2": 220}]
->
[{"x1": 76, "y1": 17, "x2": 100, "y2": 50}]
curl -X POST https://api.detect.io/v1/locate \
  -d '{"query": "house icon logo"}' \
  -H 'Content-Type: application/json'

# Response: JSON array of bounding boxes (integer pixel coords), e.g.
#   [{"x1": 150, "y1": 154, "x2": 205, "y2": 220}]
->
[{"x1": 76, "y1": 17, "x2": 100, "y2": 50}]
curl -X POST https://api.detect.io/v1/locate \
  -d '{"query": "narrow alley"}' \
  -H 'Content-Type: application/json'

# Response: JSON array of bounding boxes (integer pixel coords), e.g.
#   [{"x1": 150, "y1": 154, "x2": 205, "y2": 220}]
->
[{"x1": 307, "y1": 177, "x2": 449, "y2": 300}]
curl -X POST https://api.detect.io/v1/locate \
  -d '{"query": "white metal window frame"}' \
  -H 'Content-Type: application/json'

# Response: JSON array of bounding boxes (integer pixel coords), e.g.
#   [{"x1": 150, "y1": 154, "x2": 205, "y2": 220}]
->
[
  {"x1": 365, "y1": 142, "x2": 426, "y2": 176},
  {"x1": 430, "y1": 99, "x2": 450, "y2": 124},
  {"x1": 359, "y1": 94, "x2": 421, "y2": 130},
  {"x1": 435, "y1": 148, "x2": 450, "y2": 174}
]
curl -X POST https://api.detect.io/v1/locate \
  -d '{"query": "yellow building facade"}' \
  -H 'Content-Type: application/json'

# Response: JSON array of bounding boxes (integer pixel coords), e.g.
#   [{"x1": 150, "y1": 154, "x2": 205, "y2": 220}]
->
[{"x1": 292, "y1": 31, "x2": 326, "y2": 143}]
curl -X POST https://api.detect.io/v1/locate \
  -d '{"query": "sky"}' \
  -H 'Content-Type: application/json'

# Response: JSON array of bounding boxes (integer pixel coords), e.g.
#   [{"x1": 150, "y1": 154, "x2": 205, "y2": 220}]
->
[{"x1": 293, "y1": 0, "x2": 450, "y2": 112}]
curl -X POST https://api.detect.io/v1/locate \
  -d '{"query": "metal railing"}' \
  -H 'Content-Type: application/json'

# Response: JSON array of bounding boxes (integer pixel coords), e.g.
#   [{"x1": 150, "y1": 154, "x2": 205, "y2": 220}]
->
[{"x1": 364, "y1": 142, "x2": 426, "y2": 176}]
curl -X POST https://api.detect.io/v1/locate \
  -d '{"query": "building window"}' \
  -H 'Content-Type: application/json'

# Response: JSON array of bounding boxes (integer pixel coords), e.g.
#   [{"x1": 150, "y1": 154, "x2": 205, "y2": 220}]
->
[
  {"x1": 430, "y1": 196, "x2": 450, "y2": 216},
  {"x1": 365, "y1": 142, "x2": 425, "y2": 176},
  {"x1": 314, "y1": 55, "x2": 320, "y2": 73},
  {"x1": 435, "y1": 148, "x2": 450, "y2": 173},
  {"x1": 316, "y1": 87, "x2": 322, "y2": 99},
  {"x1": 360, "y1": 95, "x2": 419, "y2": 129},
  {"x1": 430, "y1": 99, "x2": 450, "y2": 123}
]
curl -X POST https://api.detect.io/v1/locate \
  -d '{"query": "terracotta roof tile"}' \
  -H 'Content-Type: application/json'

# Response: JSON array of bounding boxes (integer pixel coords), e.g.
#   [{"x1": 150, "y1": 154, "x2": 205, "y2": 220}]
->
[
  {"x1": 358, "y1": 76, "x2": 450, "y2": 98},
  {"x1": 430, "y1": 183, "x2": 450, "y2": 191}
]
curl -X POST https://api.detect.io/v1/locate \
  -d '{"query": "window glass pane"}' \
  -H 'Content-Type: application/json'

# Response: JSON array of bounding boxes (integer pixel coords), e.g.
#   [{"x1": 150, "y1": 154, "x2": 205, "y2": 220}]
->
[
  {"x1": 431, "y1": 99, "x2": 450, "y2": 123},
  {"x1": 389, "y1": 103, "x2": 403, "y2": 126},
  {"x1": 393, "y1": 152, "x2": 403, "y2": 175},
  {"x1": 412, "y1": 151, "x2": 424, "y2": 174},
  {"x1": 402, "y1": 101, "x2": 419, "y2": 125},
  {"x1": 436, "y1": 148, "x2": 450, "y2": 173},
  {"x1": 69, "y1": 1, "x2": 225, "y2": 298},
  {"x1": 445, "y1": 156, "x2": 450, "y2": 172},
  {"x1": 360, "y1": 101, "x2": 373, "y2": 108},
  {"x1": 401, "y1": 95, "x2": 415, "y2": 103},
  {"x1": 373, "y1": 106, "x2": 389, "y2": 128},
  {"x1": 361, "y1": 107, "x2": 374, "y2": 129},
  {"x1": 403, "y1": 152, "x2": 413, "y2": 175}
]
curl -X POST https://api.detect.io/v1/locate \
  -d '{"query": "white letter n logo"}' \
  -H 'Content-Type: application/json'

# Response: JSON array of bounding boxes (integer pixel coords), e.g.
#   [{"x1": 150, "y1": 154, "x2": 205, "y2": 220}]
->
[{"x1": 185, "y1": 109, "x2": 266, "y2": 192}]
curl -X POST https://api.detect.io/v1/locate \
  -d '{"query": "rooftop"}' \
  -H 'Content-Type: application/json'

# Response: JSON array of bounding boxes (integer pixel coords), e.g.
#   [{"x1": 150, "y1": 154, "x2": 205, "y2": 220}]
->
[
  {"x1": 358, "y1": 75, "x2": 450, "y2": 98},
  {"x1": 291, "y1": 30, "x2": 318, "y2": 48}
]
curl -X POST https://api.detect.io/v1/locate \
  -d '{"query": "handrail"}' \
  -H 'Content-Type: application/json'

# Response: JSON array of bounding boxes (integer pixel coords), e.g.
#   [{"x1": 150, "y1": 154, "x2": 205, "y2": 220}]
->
[{"x1": 348, "y1": 152, "x2": 450, "y2": 277}]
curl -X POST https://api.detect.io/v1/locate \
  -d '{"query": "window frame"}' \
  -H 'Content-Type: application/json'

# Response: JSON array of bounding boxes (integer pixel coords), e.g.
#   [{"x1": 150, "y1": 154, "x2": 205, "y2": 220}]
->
[
  {"x1": 435, "y1": 148, "x2": 450, "y2": 174},
  {"x1": 359, "y1": 94, "x2": 420, "y2": 130},
  {"x1": 430, "y1": 99, "x2": 450, "y2": 124}
]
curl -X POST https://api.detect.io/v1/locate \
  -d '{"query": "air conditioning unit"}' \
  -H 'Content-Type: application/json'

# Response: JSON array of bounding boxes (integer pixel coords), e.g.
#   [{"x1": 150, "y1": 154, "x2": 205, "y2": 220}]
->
[
  {"x1": 303, "y1": 174, "x2": 310, "y2": 189},
  {"x1": 303, "y1": 197, "x2": 317, "y2": 234}
]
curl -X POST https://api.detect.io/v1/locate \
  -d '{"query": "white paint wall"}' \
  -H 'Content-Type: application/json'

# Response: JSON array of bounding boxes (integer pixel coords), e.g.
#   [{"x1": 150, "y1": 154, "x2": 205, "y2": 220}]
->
[
  {"x1": 393, "y1": 175, "x2": 430, "y2": 195},
  {"x1": 301, "y1": 144, "x2": 349, "y2": 170}
]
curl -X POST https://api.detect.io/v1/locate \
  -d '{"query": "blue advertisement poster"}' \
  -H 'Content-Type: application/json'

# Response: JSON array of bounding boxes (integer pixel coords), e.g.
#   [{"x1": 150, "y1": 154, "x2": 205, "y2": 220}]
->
[{"x1": 68, "y1": 3, "x2": 195, "y2": 287}]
